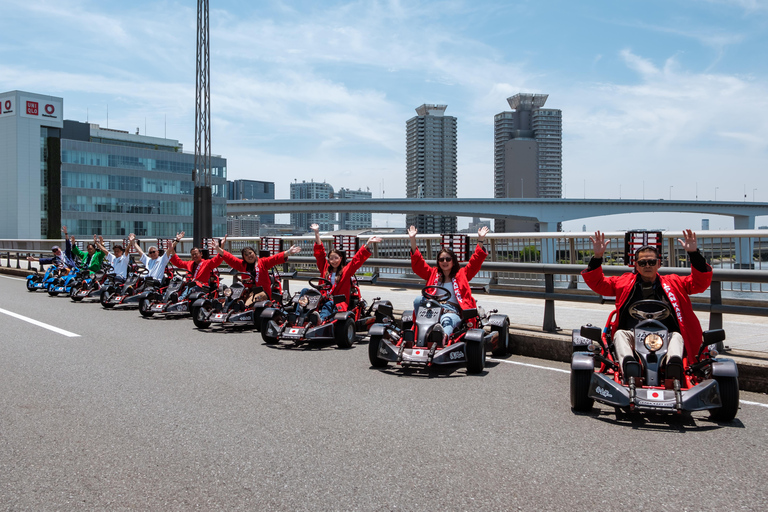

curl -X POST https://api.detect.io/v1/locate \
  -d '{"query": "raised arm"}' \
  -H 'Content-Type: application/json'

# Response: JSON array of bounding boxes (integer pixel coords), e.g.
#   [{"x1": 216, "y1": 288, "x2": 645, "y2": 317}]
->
[
  {"x1": 408, "y1": 225, "x2": 418, "y2": 252},
  {"x1": 311, "y1": 223, "x2": 322, "y2": 245},
  {"x1": 131, "y1": 233, "x2": 145, "y2": 257},
  {"x1": 590, "y1": 231, "x2": 609, "y2": 258}
]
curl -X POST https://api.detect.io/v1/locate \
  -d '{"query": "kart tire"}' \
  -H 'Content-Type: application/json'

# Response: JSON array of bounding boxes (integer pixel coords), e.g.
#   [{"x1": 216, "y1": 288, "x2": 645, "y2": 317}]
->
[
  {"x1": 335, "y1": 318, "x2": 356, "y2": 349},
  {"x1": 710, "y1": 376, "x2": 739, "y2": 422},
  {"x1": 70, "y1": 287, "x2": 83, "y2": 302},
  {"x1": 139, "y1": 298, "x2": 154, "y2": 317},
  {"x1": 26, "y1": 280, "x2": 37, "y2": 292},
  {"x1": 100, "y1": 290, "x2": 115, "y2": 309},
  {"x1": 368, "y1": 335, "x2": 388, "y2": 368},
  {"x1": 261, "y1": 318, "x2": 279, "y2": 344},
  {"x1": 570, "y1": 369, "x2": 594, "y2": 412},
  {"x1": 192, "y1": 305, "x2": 212, "y2": 329},
  {"x1": 466, "y1": 340, "x2": 486, "y2": 374},
  {"x1": 491, "y1": 318, "x2": 510, "y2": 358},
  {"x1": 47, "y1": 289, "x2": 60, "y2": 296}
]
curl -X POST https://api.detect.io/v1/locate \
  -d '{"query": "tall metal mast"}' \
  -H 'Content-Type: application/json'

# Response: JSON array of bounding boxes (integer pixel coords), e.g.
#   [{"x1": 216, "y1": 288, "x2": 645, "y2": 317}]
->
[{"x1": 194, "y1": 0, "x2": 212, "y2": 247}]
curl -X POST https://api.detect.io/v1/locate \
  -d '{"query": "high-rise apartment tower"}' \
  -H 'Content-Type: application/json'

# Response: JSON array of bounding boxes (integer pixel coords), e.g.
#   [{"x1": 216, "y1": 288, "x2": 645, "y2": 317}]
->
[
  {"x1": 494, "y1": 93, "x2": 562, "y2": 232},
  {"x1": 405, "y1": 104, "x2": 457, "y2": 233}
]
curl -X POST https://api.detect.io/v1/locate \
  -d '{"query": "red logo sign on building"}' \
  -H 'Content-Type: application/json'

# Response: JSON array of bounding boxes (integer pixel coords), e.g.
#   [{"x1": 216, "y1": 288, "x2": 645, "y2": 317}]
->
[
  {"x1": 4, "y1": 100, "x2": 10, "y2": 111},
  {"x1": 45, "y1": 104, "x2": 55, "y2": 115},
  {"x1": 26, "y1": 101, "x2": 39, "y2": 115}
]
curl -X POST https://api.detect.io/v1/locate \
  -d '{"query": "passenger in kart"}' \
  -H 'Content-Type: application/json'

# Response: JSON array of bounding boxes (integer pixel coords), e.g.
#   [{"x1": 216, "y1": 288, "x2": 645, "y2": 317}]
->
[
  {"x1": 303, "y1": 223, "x2": 382, "y2": 324},
  {"x1": 27, "y1": 225, "x2": 79, "y2": 270},
  {"x1": 95, "y1": 234, "x2": 133, "y2": 282},
  {"x1": 583, "y1": 230, "x2": 712, "y2": 381},
  {"x1": 212, "y1": 235, "x2": 301, "y2": 305},
  {"x1": 68, "y1": 230, "x2": 105, "y2": 274},
  {"x1": 408, "y1": 225, "x2": 489, "y2": 343},
  {"x1": 131, "y1": 233, "x2": 172, "y2": 282},
  {"x1": 166, "y1": 231, "x2": 224, "y2": 301}
]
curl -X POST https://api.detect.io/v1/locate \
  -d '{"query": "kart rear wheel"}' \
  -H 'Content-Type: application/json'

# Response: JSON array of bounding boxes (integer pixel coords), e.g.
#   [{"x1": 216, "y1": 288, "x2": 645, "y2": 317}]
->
[
  {"x1": 261, "y1": 318, "x2": 279, "y2": 344},
  {"x1": 192, "y1": 305, "x2": 212, "y2": 329},
  {"x1": 335, "y1": 318, "x2": 356, "y2": 349},
  {"x1": 100, "y1": 290, "x2": 115, "y2": 309},
  {"x1": 570, "y1": 369, "x2": 595, "y2": 412},
  {"x1": 368, "y1": 335, "x2": 389, "y2": 368},
  {"x1": 466, "y1": 340, "x2": 486, "y2": 374},
  {"x1": 139, "y1": 298, "x2": 154, "y2": 317},
  {"x1": 710, "y1": 376, "x2": 739, "y2": 422},
  {"x1": 491, "y1": 318, "x2": 510, "y2": 357}
]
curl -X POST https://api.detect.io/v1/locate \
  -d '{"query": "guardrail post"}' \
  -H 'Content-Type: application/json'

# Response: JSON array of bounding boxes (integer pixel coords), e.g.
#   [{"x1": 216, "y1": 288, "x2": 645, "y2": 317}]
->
[
  {"x1": 15, "y1": 252, "x2": 21, "y2": 269},
  {"x1": 543, "y1": 273, "x2": 558, "y2": 332},
  {"x1": 568, "y1": 238, "x2": 578, "y2": 289},
  {"x1": 709, "y1": 280, "x2": 725, "y2": 351}
]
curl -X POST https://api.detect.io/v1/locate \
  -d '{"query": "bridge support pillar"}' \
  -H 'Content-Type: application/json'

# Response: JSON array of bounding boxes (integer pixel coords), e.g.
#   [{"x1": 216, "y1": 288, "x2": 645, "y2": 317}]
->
[
  {"x1": 538, "y1": 222, "x2": 558, "y2": 264},
  {"x1": 733, "y1": 215, "x2": 755, "y2": 269}
]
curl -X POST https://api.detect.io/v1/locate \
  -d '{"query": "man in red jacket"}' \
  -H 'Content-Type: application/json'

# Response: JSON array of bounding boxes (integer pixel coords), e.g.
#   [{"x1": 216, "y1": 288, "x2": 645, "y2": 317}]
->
[{"x1": 582, "y1": 229, "x2": 712, "y2": 381}]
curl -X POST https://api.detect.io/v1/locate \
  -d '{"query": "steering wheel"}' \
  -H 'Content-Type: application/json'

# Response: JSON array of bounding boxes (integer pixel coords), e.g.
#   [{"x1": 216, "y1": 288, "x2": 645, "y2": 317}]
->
[
  {"x1": 134, "y1": 266, "x2": 149, "y2": 276},
  {"x1": 421, "y1": 285, "x2": 451, "y2": 302},
  {"x1": 628, "y1": 299, "x2": 672, "y2": 321},
  {"x1": 309, "y1": 277, "x2": 333, "y2": 292}
]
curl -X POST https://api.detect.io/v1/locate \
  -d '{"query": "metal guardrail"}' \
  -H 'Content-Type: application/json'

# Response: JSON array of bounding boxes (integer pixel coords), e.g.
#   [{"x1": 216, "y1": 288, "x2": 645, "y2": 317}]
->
[{"x1": 5, "y1": 240, "x2": 768, "y2": 334}]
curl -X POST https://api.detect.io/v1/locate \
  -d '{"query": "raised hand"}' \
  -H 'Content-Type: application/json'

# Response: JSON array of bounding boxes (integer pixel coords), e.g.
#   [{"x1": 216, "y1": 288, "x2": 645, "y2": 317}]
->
[
  {"x1": 590, "y1": 231, "x2": 610, "y2": 258},
  {"x1": 408, "y1": 225, "x2": 418, "y2": 238},
  {"x1": 678, "y1": 229, "x2": 698, "y2": 252},
  {"x1": 478, "y1": 226, "x2": 489, "y2": 241},
  {"x1": 286, "y1": 245, "x2": 302, "y2": 256},
  {"x1": 310, "y1": 223, "x2": 320, "y2": 232},
  {"x1": 365, "y1": 236, "x2": 383, "y2": 247}
]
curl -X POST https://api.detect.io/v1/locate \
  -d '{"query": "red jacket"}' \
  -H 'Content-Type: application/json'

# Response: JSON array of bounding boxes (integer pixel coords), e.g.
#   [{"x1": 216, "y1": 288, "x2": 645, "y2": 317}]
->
[
  {"x1": 314, "y1": 243, "x2": 371, "y2": 308},
  {"x1": 170, "y1": 253, "x2": 223, "y2": 288},
  {"x1": 581, "y1": 265, "x2": 712, "y2": 362},
  {"x1": 410, "y1": 243, "x2": 487, "y2": 312},
  {"x1": 218, "y1": 249, "x2": 287, "y2": 300}
]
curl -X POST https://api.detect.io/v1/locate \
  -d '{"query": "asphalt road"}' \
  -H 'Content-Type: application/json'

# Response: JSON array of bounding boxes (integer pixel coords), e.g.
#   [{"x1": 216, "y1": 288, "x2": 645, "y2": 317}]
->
[{"x1": 2, "y1": 274, "x2": 768, "y2": 511}]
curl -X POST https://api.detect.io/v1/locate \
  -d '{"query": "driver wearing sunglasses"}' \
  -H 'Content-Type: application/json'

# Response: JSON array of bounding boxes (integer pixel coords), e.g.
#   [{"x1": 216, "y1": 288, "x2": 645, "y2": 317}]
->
[{"x1": 582, "y1": 229, "x2": 713, "y2": 382}]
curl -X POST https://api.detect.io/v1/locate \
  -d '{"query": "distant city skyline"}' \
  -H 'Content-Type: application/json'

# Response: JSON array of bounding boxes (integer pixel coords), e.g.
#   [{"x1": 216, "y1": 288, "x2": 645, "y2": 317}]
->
[{"x1": 3, "y1": 0, "x2": 767, "y2": 232}]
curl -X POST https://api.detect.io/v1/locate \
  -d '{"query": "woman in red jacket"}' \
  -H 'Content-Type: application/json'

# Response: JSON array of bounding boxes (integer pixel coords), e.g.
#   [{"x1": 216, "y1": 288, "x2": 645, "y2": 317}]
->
[
  {"x1": 212, "y1": 236, "x2": 301, "y2": 303},
  {"x1": 408, "y1": 225, "x2": 489, "y2": 338},
  {"x1": 306, "y1": 223, "x2": 382, "y2": 322}
]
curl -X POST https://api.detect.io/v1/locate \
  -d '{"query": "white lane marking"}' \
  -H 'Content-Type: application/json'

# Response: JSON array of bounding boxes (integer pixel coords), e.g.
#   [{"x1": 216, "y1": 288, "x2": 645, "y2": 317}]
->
[
  {"x1": 1, "y1": 275, "x2": 25, "y2": 280},
  {"x1": 0, "y1": 307, "x2": 80, "y2": 337},
  {"x1": 740, "y1": 400, "x2": 768, "y2": 408},
  {"x1": 489, "y1": 358, "x2": 570, "y2": 374}
]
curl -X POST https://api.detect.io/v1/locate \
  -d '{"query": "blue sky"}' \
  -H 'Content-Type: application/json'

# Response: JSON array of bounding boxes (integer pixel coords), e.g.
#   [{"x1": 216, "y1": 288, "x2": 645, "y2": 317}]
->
[{"x1": 2, "y1": 0, "x2": 767, "y2": 231}]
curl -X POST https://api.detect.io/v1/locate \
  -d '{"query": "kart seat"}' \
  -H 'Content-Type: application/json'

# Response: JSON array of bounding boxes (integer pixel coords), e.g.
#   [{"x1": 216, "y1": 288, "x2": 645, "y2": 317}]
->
[{"x1": 461, "y1": 308, "x2": 477, "y2": 321}]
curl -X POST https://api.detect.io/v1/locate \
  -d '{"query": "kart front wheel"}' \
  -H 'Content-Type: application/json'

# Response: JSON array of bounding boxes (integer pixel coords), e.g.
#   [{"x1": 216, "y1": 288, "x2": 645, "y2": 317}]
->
[
  {"x1": 261, "y1": 318, "x2": 279, "y2": 344},
  {"x1": 570, "y1": 369, "x2": 595, "y2": 412},
  {"x1": 26, "y1": 280, "x2": 37, "y2": 292},
  {"x1": 466, "y1": 340, "x2": 486, "y2": 374},
  {"x1": 100, "y1": 290, "x2": 115, "y2": 309},
  {"x1": 139, "y1": 298, "x2": 154, "y2": 317},
  {"x1": 70, "y1": 287, "x2": 83, "y2": 302},
  {"x1": 192, "y1": 305, "x2": 212, "y2": 329},
  {"x1": 491, "y1": 318, "x2": 510, "y2": 357},
  {"x1": 335, "y1": 318, "x2": 356, "y2": 349},
  {"x1": 368, "y1": 335, "x2": 388, "y2": 368},
  {"x1": 710, "y1": 376, "x2": 739, "y2": 422},
  {"x1": 47, "y1": 289, "x2": 60, "y2": 296}
]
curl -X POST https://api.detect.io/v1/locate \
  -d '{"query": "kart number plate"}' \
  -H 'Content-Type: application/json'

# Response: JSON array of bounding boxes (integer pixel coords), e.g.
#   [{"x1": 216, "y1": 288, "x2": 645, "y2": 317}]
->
[
  {"x1": 289, "y1": 328, "x2": 301, "y2": 334},
  {"x1": 151, "y1": 304, "x2": 164, "y2": 311},
  {"x1": 214, "y1": 313, "x2": 225, "y2": 319}
]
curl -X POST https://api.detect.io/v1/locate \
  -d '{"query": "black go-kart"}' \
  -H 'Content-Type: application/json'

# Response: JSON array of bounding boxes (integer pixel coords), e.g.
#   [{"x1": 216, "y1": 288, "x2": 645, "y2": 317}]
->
[
  {"x1": 570, "y1": 299, "x2": 739, "y2": 421},
  {"x1": 138, "y1": 268, "x2": 219, "y2": 318},
  {"x1": 191, "y1": 268, "x2": 296, "y2": 330},
  {"x1": 69, "y1": 262, "x2": 115, "y2": 302},
  {"x1": 367, "y1": 285, "x2": 510, "y2": 374},
  {"x1": 100, "y1": 264, "x2": 154, "y2": 309},
  {"x1": 260, "y1": 276, "x2": 394, "y2": 348}
]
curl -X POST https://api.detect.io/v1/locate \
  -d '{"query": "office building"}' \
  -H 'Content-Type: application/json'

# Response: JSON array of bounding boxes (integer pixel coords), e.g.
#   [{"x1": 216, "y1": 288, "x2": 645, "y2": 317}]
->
[
  {"x1": 405, "y1": 104, "x2": 457, "y2": 233},
  {"x1": 494, "y1": 93, "x2": 562, "y2": 232},
  {"x1": 290, "y1": 180, "x2": 335, "y2": 232},
  {"x1": 0, "y1": 90, "x2": 227, "y2": 239},
  {"x1": 228, "y1": 179, "x2": 275, "y2": 225},
  {"x1": 337, "y1": 187, "x2": 372, "y2": 230}
]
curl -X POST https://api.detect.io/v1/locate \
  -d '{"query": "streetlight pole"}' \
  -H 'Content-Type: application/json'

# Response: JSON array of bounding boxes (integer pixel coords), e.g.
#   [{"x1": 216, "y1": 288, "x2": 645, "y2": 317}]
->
[
  {"x1": 715, "y1": 187, "x2": 719, "y2": 201},
  {"x1": 754, "y1": 188, "x2": 758, "y2": 202},
  {"x1": 669, "y1": 185, "x2": 673, "y2": 200}
]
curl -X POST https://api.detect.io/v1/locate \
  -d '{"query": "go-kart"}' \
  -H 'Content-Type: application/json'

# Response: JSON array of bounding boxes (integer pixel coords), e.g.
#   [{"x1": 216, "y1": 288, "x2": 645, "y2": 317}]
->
[
  {"x1": 26, "y1": 264, "x2": 66, "y2": 292},
  {"x1": 46, "y1": 266, "x2": 86, "y2": 297},
  {"x1": 367, "y1": 285, "x2": 510, "y2": 374},
  {"x1": 260, "y1": 277, "x2": 394, "y2": 348},
  {"x1": 570, "y1": 299, "x2": 739, "y2": 421},
  {"x1": 138, "y1": 268, "x2": 219, "y2": 318},
  {"x1": 69, "y1": 263, "x2": 115, "y2": 302},
  {"x1": 100, "y1": 264, "x2": 153, "y2": 309},
  {"x1": 191, "y1": 269, "x2": 296, "y2": 330}
]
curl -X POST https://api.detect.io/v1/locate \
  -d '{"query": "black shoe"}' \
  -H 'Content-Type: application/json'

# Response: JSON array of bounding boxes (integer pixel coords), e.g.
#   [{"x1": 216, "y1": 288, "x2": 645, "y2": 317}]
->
[
  {"x1": 623, "y1": 360, "x2": 642, "y2": 381},
  {"x1": 666, "y1": 356, "x2": 684, "y2": 380},
  {"x1": 309, "y1": 311, "x2": 321, "y2": 326}
]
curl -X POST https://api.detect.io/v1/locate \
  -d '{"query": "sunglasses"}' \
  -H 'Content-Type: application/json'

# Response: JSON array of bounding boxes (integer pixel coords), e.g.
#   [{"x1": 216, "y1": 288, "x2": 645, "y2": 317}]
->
[
  {"x1": 438, "y1": 257, "x2": 453, "y2": 262},
  {"x1": 637, "y1": 258, "x2": 658, "y2": 267},
  {"x1": 149, "y1": 250, "x2": 158, "y2": 254}
]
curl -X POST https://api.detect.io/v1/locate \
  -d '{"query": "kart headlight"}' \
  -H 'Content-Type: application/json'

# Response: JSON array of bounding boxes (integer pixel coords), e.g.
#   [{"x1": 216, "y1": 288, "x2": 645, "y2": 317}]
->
[
  {"x1": 223, "y1": 287, "x2": 232, "y2": 297},
  {"x1": 298, "y1": 295, "x2": 309, "y2": 307},
  {"x1": 644, "y1": 333, "x2": 664, "y2": 352}
]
